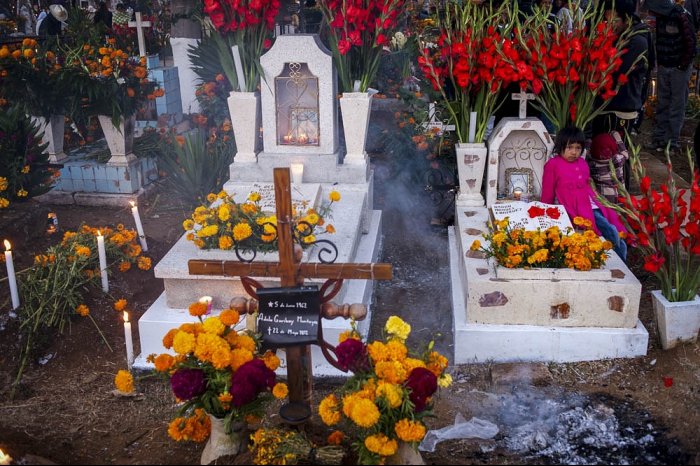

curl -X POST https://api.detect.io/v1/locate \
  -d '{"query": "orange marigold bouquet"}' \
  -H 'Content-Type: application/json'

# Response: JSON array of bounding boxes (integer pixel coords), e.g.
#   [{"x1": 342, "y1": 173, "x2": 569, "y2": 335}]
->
[
  {"x1": 317, "y1": 316, "x2": 451, "y2": 465},
  {"x1": 470, "y1": 217, "x2": 612, "y2": 270},
  {"x1": 152, "y1": 302, "x2": 288, "y2": 442}
]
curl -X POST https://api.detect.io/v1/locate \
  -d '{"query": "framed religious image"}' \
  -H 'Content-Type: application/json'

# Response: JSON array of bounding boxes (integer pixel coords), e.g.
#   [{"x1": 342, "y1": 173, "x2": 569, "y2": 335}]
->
[{"x1": 505, "y1": 168, "x2": 534, "y2": 196}]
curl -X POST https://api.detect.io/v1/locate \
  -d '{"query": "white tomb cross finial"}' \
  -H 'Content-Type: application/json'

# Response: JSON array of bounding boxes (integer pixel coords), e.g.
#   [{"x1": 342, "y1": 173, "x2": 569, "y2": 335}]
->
[
  {"x1": 512, "y1": 91, "x2": 536, "y2": 119},
  {"x1": 128, "y1": 12, "x2": 152, "y2": 58},
  {"x1": 422, "y1": 102, "x2": 456, "y2": 135}
]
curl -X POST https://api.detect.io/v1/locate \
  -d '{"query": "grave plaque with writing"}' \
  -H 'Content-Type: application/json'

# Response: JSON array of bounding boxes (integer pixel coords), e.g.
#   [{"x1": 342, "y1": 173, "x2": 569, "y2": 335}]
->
[{"x1": 257, "y1": 285, "x2": 320, "y2": 348}]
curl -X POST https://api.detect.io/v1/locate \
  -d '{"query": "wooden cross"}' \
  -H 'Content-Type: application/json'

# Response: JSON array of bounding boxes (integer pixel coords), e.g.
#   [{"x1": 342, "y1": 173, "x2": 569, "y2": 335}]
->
[
  {"x1": 128, "y1": 12, "x2": 152, "y2": 58},
  {"x1": 512, "y1": 91, "x2": 536, "y2": 119},
  {"x1": 422, "y1": 102, "x2": 456, "y2": 135},
  {"x1": 188, "y1": 168, "x2": 393, "y2": 423}
]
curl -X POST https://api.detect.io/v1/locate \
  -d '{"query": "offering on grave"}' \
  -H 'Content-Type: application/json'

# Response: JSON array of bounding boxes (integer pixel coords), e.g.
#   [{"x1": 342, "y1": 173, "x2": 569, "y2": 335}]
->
[
  {"x1": 471, "y1": 216, "x2": 613, "y2": 271},
  {"x1": 490, "y1": 201, "x2": 573, "y2": 232}
]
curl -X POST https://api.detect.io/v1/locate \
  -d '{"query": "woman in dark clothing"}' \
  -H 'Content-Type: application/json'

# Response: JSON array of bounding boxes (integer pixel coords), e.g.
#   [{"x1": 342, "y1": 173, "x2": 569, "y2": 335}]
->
[{"x1": 94, "y1": 1, "x2": 113, "y2": 29}]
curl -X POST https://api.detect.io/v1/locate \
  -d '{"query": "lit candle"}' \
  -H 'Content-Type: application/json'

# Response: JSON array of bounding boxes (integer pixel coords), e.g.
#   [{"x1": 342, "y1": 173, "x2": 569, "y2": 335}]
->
[
  {"x1": 290, "y1": 163, "x2": 304, "y2": 184},
  {"x1": 4, "y1": 240, "x2": 19, "y2": 310},
  {"x1": 123, "y1": 311, "x2": 134, "y2": 368},
  {"x1": 129, "y1": 201, "x2": 148, "y2": 252},
  {"x1": 513, "y1": 187, "x2": 523, "y2": 201},
  {"x1": 199, "y1": 296, "x2": 213, "y2": 315},
  {"x1": 0, "y1": 449, "x2": 12, "y2": 466},
  {"x1": 468, "y1": 111, "x2": 477, "y2": 143},
  {"x1": 651, "y1": 79, "x2": 656, "y2": 96},
  {"x1": 97, "y1": 231, "x2": 109, "y2": 293}
]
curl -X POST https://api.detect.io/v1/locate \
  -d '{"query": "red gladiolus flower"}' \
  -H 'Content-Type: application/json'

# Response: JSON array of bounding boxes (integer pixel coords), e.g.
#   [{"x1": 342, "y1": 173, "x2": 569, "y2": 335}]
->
[{"x1": 643, "y1": 253, "x2": 665, "y2": 273}]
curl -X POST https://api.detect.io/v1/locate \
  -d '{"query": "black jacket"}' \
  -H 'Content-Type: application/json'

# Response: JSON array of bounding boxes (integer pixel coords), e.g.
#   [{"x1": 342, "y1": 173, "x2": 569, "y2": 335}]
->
[
  {"x1": 654, "y1": 4, "x2": 696, "y2": 70},
  {"x1": 607, "y1": 20, "x2": 651, "y2": 112}
]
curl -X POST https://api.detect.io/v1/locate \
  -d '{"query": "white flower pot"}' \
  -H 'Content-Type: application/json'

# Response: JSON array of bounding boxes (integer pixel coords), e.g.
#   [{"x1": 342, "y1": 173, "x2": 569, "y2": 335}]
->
[
  {"x1": 227, "y1": 91, "x2": 261, "y2": 163},
  {"x1": 650, "y1": 290, "x2": 700, "y2": 350},
  {"x1": 200, "y1": 414, "x2": 247, "y2": 465},
  {"x1": 339, "y1": 92, "x2": 372, "y2": 165},
  {"x1": 31, "y1": 115, "x2": 66, "y2": 163},
  {"x1": 98, "y1": 114, "x2": 136, "y2": 166},
  {"x1": 455, "y1": 142, "x2": 487, "y2": 207}
]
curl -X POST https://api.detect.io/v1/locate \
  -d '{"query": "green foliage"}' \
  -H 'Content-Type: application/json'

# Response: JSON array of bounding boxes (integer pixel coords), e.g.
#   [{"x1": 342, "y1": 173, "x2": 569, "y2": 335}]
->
[
  {"x1": 189, "y1": 30, "x2": 236, "y2": 91},
  {"x1": 157, "y1": 128, "x2": 234, "y2": 205},
  {"x1": 0, "y1": 107, "x2": 55, "y2": 207}
]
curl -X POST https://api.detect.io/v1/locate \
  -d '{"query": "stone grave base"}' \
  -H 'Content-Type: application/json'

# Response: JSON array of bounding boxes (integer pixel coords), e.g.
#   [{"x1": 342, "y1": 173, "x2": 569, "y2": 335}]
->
[
  {"x1": 449, "y1": 205, "x2": 649, "y2": 363},
  {"x1": 134, "y1": 206, "x2": 383, "y2": 377}
]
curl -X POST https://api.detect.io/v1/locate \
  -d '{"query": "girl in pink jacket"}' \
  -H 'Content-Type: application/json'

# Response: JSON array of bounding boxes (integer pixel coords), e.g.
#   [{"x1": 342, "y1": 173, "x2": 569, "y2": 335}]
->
[{"x1": 541, "y1": 126, "x2": 628, "y2": 262}]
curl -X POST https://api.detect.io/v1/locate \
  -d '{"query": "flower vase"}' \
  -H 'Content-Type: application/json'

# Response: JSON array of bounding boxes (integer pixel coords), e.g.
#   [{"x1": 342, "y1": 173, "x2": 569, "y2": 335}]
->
[
  {"x1": 227, "y1": 91, "x2": 261, "y2": 163},
  {"x1": 386, "y1": 441, "x2": 425, "y2": 465},
  {"x1": 200, "y1": 415, "x2": 247, "y2": 465},
  {"x1": 650, "y1": 290, "x2": 700, "y2": 350},
  {"x1": 339, "y1": 92, "x2": 372, "y2": 165},
  {"x1": 31, "y1": 115, "x2": 66, "y2": 163},
  {"x1": 97, "y1": 115, "x2": 136, "y2": 166},
  {"x1": 455, "y1": 142, "x2": 487, "y2": 207}
]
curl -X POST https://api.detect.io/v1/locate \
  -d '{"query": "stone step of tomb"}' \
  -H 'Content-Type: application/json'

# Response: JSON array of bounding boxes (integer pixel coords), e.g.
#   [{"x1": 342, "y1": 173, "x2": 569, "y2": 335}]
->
[
  {"x1": 448, "y1": 227, "x2": 648, "y2": 363},
  {"x1": 154, "y1": 183, "x2": 373, "y2": 309},
  {"x1": 134, "y1": 209, "x2": 384, "y2": 377}
]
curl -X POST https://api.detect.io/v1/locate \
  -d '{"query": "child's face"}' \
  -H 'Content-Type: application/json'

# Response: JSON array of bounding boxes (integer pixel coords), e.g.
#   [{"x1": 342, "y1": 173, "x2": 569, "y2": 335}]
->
[{"x1": 561, "y1": 142, "x2": 583, "y2": 162}]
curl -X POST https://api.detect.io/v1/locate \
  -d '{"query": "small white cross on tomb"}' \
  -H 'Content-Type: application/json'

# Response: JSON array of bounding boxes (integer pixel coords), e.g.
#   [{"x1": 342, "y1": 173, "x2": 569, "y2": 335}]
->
[
  {"x1": 512, "y1": 91, "x2": 535, "y2": 119},
  {"x1": 128, "y1": 12, "x2": 152, "y2": 58},
  {"x1": 422, "y1": 102, "x2": 456, "y2": 135}
]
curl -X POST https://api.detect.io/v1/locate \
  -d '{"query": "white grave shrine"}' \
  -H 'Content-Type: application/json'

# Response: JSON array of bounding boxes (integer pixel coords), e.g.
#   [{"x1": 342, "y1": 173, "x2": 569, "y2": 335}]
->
[
  {"x1": 134, "y1": 35, "x2": 382, "y2": 376},
  {"x1": 448, "y1": 97, "x2": 648, "y2": 363}
]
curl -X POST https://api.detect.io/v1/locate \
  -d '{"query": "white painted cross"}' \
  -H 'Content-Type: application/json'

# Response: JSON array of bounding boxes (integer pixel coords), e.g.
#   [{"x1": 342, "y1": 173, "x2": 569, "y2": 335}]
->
[
  {"x1": 128, "y1": 12, "x2": 152, "y2": 58},
  {"x1": 422, "y1": 102, "x2": 456, "y2": 135},
  {"x1": 512, "y1": 91, "x2": 536, "y2": 119}
]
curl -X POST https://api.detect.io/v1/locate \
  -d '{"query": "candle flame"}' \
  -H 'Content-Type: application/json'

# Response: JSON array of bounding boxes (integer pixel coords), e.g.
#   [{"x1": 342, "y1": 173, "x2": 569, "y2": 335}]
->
[
  {"x1": 129, "y1": 201, "x2": 136, "y2": 207},
  {"x1": 3, "y1": 240, "x2": 10, "y2": 251},
  {"x1": 97, "y1": 230, "x2": 102, "y2": 236},
  {"x1": 123, "y1": 311, "x2": 129, "y2": 323},
  {"x1": 0, "y1": 449, "x2": 12, "y2": 465}
]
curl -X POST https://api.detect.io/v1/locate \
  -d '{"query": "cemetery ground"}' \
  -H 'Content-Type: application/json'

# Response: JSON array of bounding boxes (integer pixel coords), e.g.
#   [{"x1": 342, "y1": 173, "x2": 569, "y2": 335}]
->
[{"x1": 0, "y1": 117, "x2": 699, "y2": 465}]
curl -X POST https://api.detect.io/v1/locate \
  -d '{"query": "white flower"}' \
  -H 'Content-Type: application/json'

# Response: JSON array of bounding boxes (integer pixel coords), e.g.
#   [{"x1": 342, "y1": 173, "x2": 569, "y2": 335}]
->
[{"x1": 391, "y1": 31, "x2": 407, "y2": 50}]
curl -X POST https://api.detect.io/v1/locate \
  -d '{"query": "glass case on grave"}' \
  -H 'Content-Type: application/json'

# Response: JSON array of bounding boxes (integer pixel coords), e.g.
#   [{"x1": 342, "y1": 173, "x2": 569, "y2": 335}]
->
[{"x1": 275, "y1": 62, "x2": 320, "y2": 147}]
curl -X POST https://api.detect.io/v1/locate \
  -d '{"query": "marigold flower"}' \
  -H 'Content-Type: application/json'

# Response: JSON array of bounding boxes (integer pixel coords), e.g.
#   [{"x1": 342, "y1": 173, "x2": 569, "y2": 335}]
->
[
  {"x1": 329, "y1": 190, "x2": 341, "y2": 202},
  {"x1": 385, "y1": 315, "x2": 411, "y2": 341},
  {"x1": 189, "y1": 301, "x2": 208, "y2": 317},
  {"x1": 319, "y1": 394, "x2": 342, "y2": 426},
  {"x1": 348, "y1": 398, "x2": 380, "y2": 428},
  {"x1": 364, "y1": 433, "x2": 398, "y2": 457},
  {"x1": 272, "y1": 383, "x2": 288, "y2": 399},
  {"x1": 114, "y1": 369, "x2": 134, "y2": 393},
  {"x1": 114, "y1": 299, "x2": 128, "y2": 312},
  {"x1": 119, "y1": 261, "x2": 131, "y2": 272},
  {"x1": 395, "y1": 419, "x2": 427, "y2": 443},
  {"x1": 262, "y1": 350, "x2": 281, "y2": 371},
  {"x1": 233, "y1": 222, "x2": 253, "y2": 241},
  {"x1": 173, "y1": 331, "x2": 196, "y2": 355},
  {"x1": 137, "y1": 256, "x2": 152, "y2": 270},
  {"x1": 76, "y1": 304, "x2": 90, "y2": 317},
  {"x1": 219, "y1": 309, "x2": 240, "y2": 326},
  {"x1": 202, "y1": 316, "x2": 225, "y2": 336},
  {"x1": 154, "y1": 353, "x2": 175, "y2": 372},
  {"x1": 327, "y1": 430, "x2": 345, "y2": 445}
]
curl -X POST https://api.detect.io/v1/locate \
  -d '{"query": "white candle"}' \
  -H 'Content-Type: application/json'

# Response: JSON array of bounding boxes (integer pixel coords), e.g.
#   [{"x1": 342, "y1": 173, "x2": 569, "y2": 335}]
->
[
  {"x1": 468, "y1": 111, "x2": 477, "y2": 143},
  {"x1": 123, "y1": 311, "x2": 134, "y2": 368},
  {"x1": 97, "y1": 231, "x2": 109, "y2": 293},
  {"x1": 129, "y1": 201, "x2": 148, "y2": 252},
  {"x1": 0, "y1": 449, "x2": 12, "y2": 466},
  {"x1": 4, "y1": 240, "x2": 19, "y2": 310},
  {"x1": 199, "y1": 296, "x2": 213, "y2": 315},
  {"x1": 290, "y1": 163, "x2": 304, "y2": 184}
]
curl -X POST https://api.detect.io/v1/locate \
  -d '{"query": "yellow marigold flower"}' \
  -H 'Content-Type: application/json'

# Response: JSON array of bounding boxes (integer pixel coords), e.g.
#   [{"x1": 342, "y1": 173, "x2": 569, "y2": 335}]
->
[
  {"x1": 172, "y1": 331, "x2": 196, "y2": 354},
  {"x1": 0, "y1": 197, "x2": 9, "y2": 208},
  {"x1": 119, "y1": 261, "x2": 131, "y2": 272},
  {"x1": 327, "y1": 430, "x2": 345, "y2": 446},
  {"x1": 210, "y1": 346, "x2": 232, "y2": 369},
  {"x1": 302, "y1": 234, "x2": 316, "y2": 244},
  {"x1": 438, "y1": 373, "x2": 453, "y2": 388},
  {"x1": 17, "y1": 189, "x2": 27, "y2": 197},
  {"x1": 235, "y1": 334, "x2": 256, "y2": 352},
  {"x1": 248, "y1": 191, "x2": 261, "y2": 202},
  {"x1": 114, "y1": 299, "x2": 128, "y2": 312},
  {"x1": 386, "y1": 339, "x2": 408, "y2": 362},
  {"x1": 348, "y1": 398, "x2": 380, "y2": 428},
  {"x1": 233, "y1": 222, "x2": 253, "y2": 241},
  {"x1": 385, "y1": 315, "x2": 411, "y2": 341},
  {"x1": 218, "y1": 235, "x2": 233, "y2": 250},
  {"x1": 262, "y1": 350, "x2": 280, "y2": 371},
  {"x1": 182, "y1": 219, "x2": 195, "y2": 230},
  {"x1": 325, "y1": 224, "x2": 336, "y2": 234},
  {"x1": 202, "y1": 316, "x2": 225, "y2": 336},
  {"x1": 218, "y1": 204, "x2": 230, "y2": 222},
  {"x1": 272, "y1": 383, "x2": 288, "y2": 399},
  {"x1": 154, "y1": 353, "x2": 175, "y2": 372},
  {"x1": 218, "y1": 391, "x2": 232, "y2": 409},
  {"x1": 403, "y1": 357, "x2": 427, "y2": 373},
  {"x1": 376, "y1": 381, "x2": 403, "y2": 408},
  {"x1": 198, "y1": 224, "x2": 219, "y2": 237},
  {"x1": 329, "y1": 190, "x2": 341, "y2": 202},
  {"x1": 114, "y1": 369, "x2": 134, "y2": 393},
  {"x1": 230, "y1": 347, "x2": 254, "y2": 370},
  {"x1": 0, "y1": 177, "x2": 7, "y2": 191},
  {"x1": 74, "y1": 245, "x2": 91, "y2": 258},
  {"x1": 189, "y1": 301, "x2": 208, "y2": 317},
  {"x1": 305, "y1": 212, "x2": 320, "y2": 225},
  {"x1": 76, "y1": 304, "x2": 90, "y2": 317},
  {"x1": 162, "y1": 328, "x2": 178, "y2": 349},
  {"x1": 395, "y1": 419, "x2": 427, "y2": 443},
  {"x1": 241, "y1": 202, "x2": 257, "y2": 215},
  {"x1": 219, "y1": 309, "x2": 240, "y2": 326},
  {"x1": 186, "y1": 232, "x2": 195, "y2": 242},
  {"x1": 367, "y1": 341, "x2": 389, "y2": 362},
  {"x1": 319, "y1": 394, "x2": 341, "y2": 426},
  {"x1": 470, "y1": 240, "x2": 482, "y2": 251},
  {"x1": 375, "y1": 360, "x2": 408, "y2": 384},
  {"x1": 427, "y1": 351, "x2": 449, "y2": 377},
  {"x1": 21, "y1": 165, "x2": 29, "y2": 174},
  {"x1": 364, "y1": 434, "x2": 398, "y2": 457},
  {"x1": 206, "y1": 193, "x2": 217, "y2": 203},
  {"x1": 137, "y1": 256, "x2": 152, "y2": 271}
]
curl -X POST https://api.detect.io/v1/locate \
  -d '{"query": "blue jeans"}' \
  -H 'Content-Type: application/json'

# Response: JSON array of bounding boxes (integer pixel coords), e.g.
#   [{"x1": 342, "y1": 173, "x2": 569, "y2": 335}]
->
[{"x1": 594, "y1": 209, "x2": 627, "y2": 262}]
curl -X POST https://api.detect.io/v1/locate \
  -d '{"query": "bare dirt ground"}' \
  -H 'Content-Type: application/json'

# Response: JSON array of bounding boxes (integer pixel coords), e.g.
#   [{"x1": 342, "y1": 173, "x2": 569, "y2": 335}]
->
[{"x1": 0, "y1": 118, "x2": 698, "y2": 465}]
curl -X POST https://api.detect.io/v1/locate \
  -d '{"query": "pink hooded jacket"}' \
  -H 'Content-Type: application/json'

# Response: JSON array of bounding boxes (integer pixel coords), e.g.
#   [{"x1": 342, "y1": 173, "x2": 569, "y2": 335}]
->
[{"x1": 541, "y1": 155, "x2": 627, "y2": 236}]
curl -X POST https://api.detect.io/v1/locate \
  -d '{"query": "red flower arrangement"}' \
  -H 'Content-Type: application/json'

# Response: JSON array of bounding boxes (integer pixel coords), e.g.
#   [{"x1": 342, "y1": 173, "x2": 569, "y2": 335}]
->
[
  {"x1": 606, "y1": 145, "x2": 700, "y2": 302},
  {"x1": 318, "y1": 0, "x2": 405, "y2": 92},
  {"x1": 515, "y1": 6, "x2": 635, "y2": 131},
  {"x1": 202, "y1": 0, "x2": 280, "y2": 91},
  {"x1": 418, "y1": 2, "x2": 530, "y2": 143}
]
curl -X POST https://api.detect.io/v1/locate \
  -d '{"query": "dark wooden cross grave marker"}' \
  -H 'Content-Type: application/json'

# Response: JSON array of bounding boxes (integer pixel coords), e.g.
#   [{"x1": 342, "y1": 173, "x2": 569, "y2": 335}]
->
[{"x1": 188, "y1": 167, "x2": 392, "y2": 423}]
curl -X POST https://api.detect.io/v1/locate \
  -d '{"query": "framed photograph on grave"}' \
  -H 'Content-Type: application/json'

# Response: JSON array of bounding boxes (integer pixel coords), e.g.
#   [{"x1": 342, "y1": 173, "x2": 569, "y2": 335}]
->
[
  {"x1": 256, "y1": 285, "x2": 320, "y2": 349},
  {"x1": 505, "y1": 167, "x2": 534, "y2": 196}
]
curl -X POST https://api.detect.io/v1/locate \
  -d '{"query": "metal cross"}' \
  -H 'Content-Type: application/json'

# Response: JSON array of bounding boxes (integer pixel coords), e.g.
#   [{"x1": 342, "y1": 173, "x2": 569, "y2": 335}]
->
[{"x1": 422, "y1": 102, "x2": 455, "y2": 135}]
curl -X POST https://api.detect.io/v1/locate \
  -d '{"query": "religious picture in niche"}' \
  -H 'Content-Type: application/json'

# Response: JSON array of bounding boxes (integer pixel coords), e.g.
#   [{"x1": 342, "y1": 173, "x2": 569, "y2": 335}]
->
[
  {"x1": 275, "y1": 62, "x2": 320, "y2": 146},
  {"x1": 505, "y1": 168, "x2": 534, "y2": 198},
  {"x1": 256, "y1": 285, "x2": 320, "y2": 349}
]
